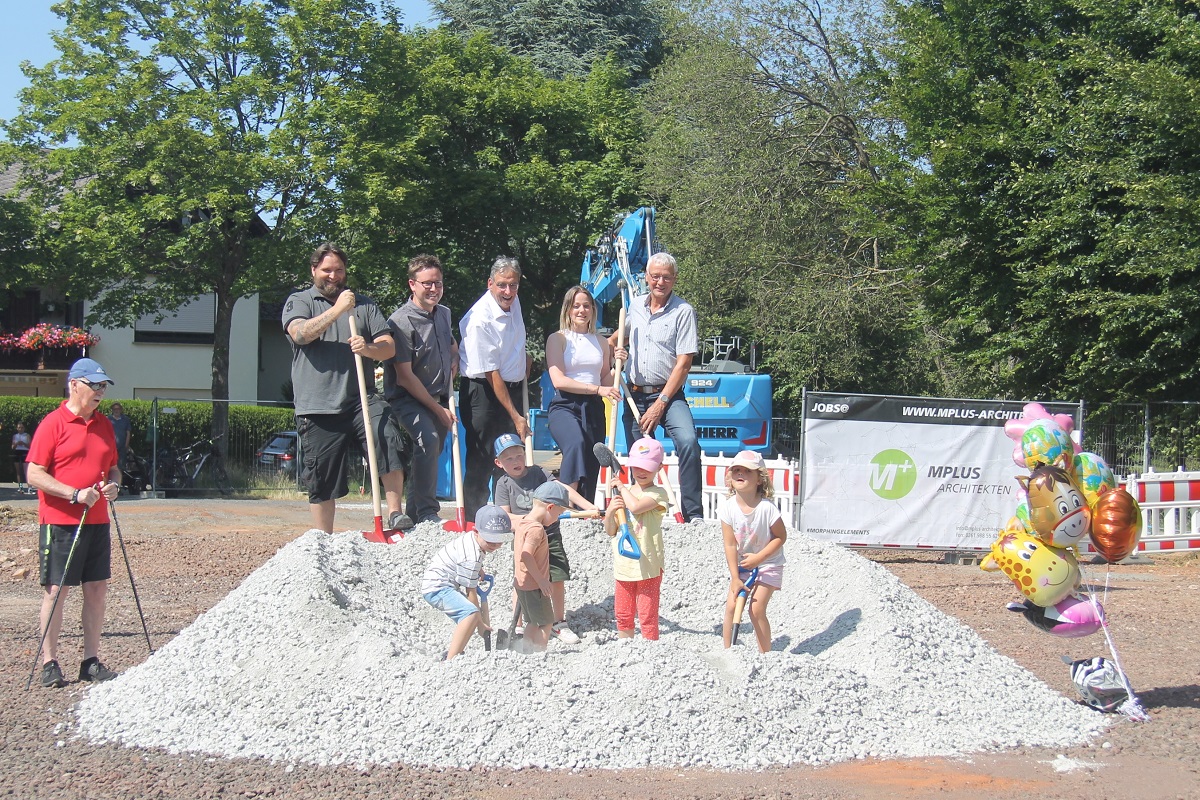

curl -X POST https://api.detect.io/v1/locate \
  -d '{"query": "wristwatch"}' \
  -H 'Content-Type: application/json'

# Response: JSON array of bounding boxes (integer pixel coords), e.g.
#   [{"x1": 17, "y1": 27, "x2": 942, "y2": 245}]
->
[{"x1": 70, "y1": 489, "x2": 80, "y2": 504}]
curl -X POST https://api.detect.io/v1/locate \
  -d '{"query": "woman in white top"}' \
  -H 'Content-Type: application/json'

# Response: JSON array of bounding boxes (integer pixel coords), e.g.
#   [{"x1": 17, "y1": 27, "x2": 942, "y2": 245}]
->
[{"x1": 545, "y1": 286, "x2": 620, "y2": 502}]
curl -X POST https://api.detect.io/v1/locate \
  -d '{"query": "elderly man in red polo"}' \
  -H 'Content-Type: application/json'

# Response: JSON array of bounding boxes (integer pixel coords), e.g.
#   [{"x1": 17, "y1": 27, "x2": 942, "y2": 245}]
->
[{"x1": 27, "y1": 357, "x2": 122, "y2": 688}]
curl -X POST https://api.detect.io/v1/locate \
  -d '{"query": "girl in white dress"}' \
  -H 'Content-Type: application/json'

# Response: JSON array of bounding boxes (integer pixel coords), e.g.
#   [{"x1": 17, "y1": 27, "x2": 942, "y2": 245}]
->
[{"x1": 718, "y1": 450, "x2": 787, "y2": 652}]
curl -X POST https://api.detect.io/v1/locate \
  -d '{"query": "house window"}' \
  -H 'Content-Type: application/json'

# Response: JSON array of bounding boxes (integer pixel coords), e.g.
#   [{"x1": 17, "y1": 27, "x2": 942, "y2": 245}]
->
[{"x1": 134, "y1": 294, "x2": 216, "y2": 344}]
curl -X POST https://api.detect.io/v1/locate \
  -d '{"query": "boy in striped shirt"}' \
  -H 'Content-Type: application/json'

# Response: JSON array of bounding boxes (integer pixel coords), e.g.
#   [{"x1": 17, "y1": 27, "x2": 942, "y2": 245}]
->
[{"x1": 421, "y1": 505, "x2": 512, "y2": 660}]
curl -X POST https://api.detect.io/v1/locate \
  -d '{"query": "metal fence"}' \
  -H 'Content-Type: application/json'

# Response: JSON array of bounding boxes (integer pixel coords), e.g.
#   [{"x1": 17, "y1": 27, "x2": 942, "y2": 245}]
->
[
  {"x1": 1082, "y1": 402, "x2": 1200, "y2": 477},
  {"x1": 135, "y1": 398, "x2": 304, "y2": 496},
  {"x1": 770, "y1": 402, "x2": 1200, "y2": 479}
]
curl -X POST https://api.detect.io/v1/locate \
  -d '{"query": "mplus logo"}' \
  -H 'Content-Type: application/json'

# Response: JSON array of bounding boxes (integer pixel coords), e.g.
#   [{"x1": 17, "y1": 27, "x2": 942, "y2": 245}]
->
[
  {"x1": 927, "y1": 465, "x2": 982, "y2": 480},
  {"x1": 869, "y1": 449, "x2": 917, "y2": 499}
]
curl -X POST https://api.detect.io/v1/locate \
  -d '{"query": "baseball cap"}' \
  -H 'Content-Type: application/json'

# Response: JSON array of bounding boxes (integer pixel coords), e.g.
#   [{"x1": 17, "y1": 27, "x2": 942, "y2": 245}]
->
[
  {"x1": 474, "y1": 505, "x2": 514, "y2": 543},
  {"x1": 493, "y1": 433, "x2": 524, "y2": 458},
  {"x1": 731, "y1": 450, "x2": 765, "y2": 471},
  {"x1": 68, "y1": 358, "x2": 115, "y2": 385},
  {"x1": 626, "y1": 438, "x2": 664, "y2": 472},
  {"x1": 531, "y1": 480, "x2": 569, "y2": 507}
]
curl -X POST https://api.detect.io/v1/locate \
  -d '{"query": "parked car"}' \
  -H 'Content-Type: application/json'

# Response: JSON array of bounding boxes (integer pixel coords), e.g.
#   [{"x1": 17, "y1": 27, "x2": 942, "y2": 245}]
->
[{"x1": 256, "y1": 431, "x2": 300, "y2": 474}]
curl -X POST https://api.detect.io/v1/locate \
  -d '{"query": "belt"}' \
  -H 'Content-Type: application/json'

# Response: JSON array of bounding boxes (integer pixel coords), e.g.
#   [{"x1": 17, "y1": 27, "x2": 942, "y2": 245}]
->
[
  {"x1": 628, "y1": 383, "x2": 666, "y2": 394},
  {"x1": 465, "y1": 376, "x2": 524, "y2": 392}
]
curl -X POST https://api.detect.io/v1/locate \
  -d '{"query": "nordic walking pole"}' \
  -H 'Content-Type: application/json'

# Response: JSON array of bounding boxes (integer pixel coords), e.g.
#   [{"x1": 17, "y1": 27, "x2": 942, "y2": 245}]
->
[
  {"x1": 618, "y1": 374, "x2": 686, "y2": 524},
  {"x1": 109, "y1": 500, "x2": 153, "y2": 654},
  {"x1": 349, "y1": 316, "x2": 389, "y2": 543},
  {"x1": 26, "y1": 504, "x2": 89, "y2": 690}
]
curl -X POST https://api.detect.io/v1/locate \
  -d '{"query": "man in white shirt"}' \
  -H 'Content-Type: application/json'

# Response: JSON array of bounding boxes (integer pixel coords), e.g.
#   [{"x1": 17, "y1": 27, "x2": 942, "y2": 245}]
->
[{"x1": 458, "y1": 257, "x2": 531, "y2": 520}]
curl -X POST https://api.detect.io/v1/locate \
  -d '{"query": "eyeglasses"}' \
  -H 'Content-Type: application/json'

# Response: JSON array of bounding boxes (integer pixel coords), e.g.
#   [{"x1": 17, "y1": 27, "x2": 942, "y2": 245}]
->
[
  {"x1": 75, "y1": 379, "x2": 109, "y2": 392},
  {"x1": 413, "y1": 279, "x2": 443, "y2": 290}
]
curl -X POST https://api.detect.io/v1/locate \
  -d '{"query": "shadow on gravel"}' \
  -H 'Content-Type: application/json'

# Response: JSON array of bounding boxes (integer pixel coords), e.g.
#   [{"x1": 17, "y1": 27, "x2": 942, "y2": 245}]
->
[
  {"x1": 1136, "y1": 684, "x2": 1200, "y2": 710},
  {"x1": 788, "y1": 608, "x2": 862, "y2": 657}
]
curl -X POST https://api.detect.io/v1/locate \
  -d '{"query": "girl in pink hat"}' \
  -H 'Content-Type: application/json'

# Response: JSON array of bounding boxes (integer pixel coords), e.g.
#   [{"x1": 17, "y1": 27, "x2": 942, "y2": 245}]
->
[
  {"x1": 719, "y1": 450, "x2": 787, "y2": 651},
  {"x1": 604, "y1": 437, "x2": 669, "y2": 640}
]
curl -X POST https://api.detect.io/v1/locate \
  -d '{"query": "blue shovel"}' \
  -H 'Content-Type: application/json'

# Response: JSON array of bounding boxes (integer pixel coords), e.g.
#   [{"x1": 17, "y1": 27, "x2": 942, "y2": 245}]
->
[
  {"x1": 731, "y1": 567, "x2": 760, "y2": 646},
  {"x1": 592, "y1": 442, "x2": 643, "y2": 560},
  {"x1": 476, "y1": 573, "x2": 494, "y2": 651}
]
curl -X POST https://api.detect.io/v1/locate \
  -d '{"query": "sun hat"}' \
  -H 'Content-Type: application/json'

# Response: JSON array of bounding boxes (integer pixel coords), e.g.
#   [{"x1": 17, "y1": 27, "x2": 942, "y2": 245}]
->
[
  {"x1": 531, "y1": 480, "x2": 570, "y2": 507},
  {"x1": 474, "y1": 505, "x2": 514, "y2": 543},
  {"x1": 730, "y1": 450, "x2": 765, "y2": 471},
  {"x1": 493, "y1": 433, "x2": 524, "y2": 458},
  {"x1": 68, "y1": 358, "x2": 114, "y2": 385},
  {"x1": 626, "y1": 438, "x2": 664, "y2": 472}
]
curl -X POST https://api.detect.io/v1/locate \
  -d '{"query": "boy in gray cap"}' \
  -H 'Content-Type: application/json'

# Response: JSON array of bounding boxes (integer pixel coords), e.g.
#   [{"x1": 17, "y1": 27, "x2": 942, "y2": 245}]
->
[{"x1": 421, "y1": 505, "x2": 513, "y2": 661}]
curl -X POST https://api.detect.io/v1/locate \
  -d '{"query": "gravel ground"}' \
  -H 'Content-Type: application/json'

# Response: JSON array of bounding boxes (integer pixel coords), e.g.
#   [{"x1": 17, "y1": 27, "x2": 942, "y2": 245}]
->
[{"x1": 1, "y1": 493, "x2": 1197, "y2": 799}]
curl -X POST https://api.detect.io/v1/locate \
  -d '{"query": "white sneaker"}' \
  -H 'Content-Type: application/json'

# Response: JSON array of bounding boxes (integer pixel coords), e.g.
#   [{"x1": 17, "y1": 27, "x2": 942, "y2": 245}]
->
[{"x1": 552, "y1": 621, "x2": 581, "y2": 644}]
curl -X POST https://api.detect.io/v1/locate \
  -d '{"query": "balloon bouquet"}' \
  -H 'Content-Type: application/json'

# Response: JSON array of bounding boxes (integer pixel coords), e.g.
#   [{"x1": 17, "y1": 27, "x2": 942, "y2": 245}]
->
[{"x1": 979, "y1": 403, "x2": 1148, "y2": 719}]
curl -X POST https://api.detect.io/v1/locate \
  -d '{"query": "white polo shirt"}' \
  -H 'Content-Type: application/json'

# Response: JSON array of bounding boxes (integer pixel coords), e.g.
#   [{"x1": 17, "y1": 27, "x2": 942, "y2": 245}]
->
[{"x1": 458, "y1": 291, "x2": 527, "y2": 382}]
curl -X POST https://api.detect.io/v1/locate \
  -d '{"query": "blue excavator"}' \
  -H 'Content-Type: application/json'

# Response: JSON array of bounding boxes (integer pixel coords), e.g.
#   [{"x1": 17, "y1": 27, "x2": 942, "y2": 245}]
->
[{"x1": 531, "y1": 206, "x2": 773, "y2": 457}]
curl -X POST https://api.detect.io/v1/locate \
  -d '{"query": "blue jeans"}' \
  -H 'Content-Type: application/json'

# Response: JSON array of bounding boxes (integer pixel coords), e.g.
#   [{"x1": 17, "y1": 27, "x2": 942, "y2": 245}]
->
[
  {"x1": 390, "y1": 395, "x2": 448, "y2": 522},
  {"x1": 423, "y1": 586, "x2": 479, "y2": 623},
  {"x1": 623, "y1": 391, "x2": 703, "y2": 521}
]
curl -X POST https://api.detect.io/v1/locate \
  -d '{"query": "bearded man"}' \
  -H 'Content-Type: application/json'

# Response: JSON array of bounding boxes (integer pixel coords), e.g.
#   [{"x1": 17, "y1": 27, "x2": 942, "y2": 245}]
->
[{"x1": 283, "y1": 242, "x2": 411, "y2": 534}]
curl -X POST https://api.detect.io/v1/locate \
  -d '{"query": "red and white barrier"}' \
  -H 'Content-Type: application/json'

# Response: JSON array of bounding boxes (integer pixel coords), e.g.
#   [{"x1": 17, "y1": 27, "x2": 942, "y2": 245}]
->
[{"x1": 1084, "y1": 471, "x2": 1200, "y2": 554}]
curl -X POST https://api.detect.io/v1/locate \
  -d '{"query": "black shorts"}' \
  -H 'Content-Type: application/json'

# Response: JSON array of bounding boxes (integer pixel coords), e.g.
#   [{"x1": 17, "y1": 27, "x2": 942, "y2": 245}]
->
[
  {"x1": 298, "y1": 401, "x2": 408, "y2": 504},
  {"x1": 547, "y1": 531, "x2": 571, "y2": 582},
  {"x1": 39, "y1": 523, "x2": 112, "y2": 587}
]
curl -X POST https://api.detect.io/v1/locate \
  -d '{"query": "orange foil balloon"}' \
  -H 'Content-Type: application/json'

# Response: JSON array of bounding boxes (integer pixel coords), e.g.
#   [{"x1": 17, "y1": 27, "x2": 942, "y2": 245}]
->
[{"x1": 1089, "y1": 486, "x2": 1143, "y2": 563}]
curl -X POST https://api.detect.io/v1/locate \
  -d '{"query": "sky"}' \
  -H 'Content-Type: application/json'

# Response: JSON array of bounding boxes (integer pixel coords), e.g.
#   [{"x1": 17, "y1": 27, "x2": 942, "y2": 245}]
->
[{"x1": 0, "y1": 1, "x2": 434, "y2": 127}]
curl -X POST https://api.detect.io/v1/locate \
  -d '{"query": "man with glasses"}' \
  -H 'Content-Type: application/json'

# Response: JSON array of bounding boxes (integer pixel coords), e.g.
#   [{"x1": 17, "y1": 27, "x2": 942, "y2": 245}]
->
[
  {"x1": 284, "y1": 242, "x2": 412, "y2": 534},
  {"x1": 27, "y1": 358, "x2": 122, "y2": 687},
  {"x1": 385, "y1": 254, "x2": 458, "y2": 525},
  {"x1": 613, "y1": 252, "x2": 704, "y2": 523},
  {"x1": 458, "y1": 256, "x2": 531, "y2": 520}
]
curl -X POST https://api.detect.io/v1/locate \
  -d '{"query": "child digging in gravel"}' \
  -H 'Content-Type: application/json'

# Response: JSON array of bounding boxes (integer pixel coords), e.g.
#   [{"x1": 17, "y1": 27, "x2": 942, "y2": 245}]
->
[
  {"x1": 511, "y1": 481, "x2": 569, "y2": 653},
  {"x1": 719, "y1": 450, "x2": 787, "y2": 652},
  {"x1": 421, "y1": 505, "x2": 512, "y2": 661},
  {"x1": 491, "y1": 432, "x2": 598, "y2": 644},
  {"x1": 604, "y1": 438, "x2": 669, "y2": 640}
]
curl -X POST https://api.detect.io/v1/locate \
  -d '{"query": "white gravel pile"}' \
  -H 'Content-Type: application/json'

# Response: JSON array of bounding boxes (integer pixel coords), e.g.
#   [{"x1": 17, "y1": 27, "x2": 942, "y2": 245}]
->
[{"x1": 75, "y1": 520, "x2": 1107, "y2": 769}]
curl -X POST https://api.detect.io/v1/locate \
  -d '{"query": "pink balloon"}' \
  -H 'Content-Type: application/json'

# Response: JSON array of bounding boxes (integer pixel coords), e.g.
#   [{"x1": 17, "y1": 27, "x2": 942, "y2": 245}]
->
[{"x1": 1008, "y1": 593, "x2": 1105, "y2": 638}]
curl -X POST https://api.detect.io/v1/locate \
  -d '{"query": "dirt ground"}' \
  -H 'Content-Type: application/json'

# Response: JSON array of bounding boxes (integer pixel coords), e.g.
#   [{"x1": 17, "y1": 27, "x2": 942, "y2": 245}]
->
[{"x1": 1, "y1": 490, "x2": 1197, "y2": 799}]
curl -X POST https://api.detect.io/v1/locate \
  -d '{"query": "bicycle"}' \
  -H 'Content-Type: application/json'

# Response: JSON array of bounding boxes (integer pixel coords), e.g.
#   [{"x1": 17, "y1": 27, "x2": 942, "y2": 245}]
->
[
  {"x1": 120, "y1": 450, "x2": 152, "y2": 495},
  {"x1": 155, "y1": 438, "x2": 233, "y2": 496}
]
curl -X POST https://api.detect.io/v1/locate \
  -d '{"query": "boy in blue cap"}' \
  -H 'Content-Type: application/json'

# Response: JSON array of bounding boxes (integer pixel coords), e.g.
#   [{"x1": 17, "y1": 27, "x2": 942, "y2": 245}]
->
[{"x1": 491, "y1": 432, "x2": 597, "y2": 644}]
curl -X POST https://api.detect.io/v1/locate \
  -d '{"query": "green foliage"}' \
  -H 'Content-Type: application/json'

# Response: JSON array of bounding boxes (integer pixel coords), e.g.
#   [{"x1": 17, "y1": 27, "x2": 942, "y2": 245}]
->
[
  {"x1": 430, "y1": 0, "x2": 666, "y2": 81},
  {"x1": 329, "y1": 28, "x2": 645, "y2": 349},
  {"x1": 642, "y1": 3, "x2": 936, "y2": 411},
  {"x1": 1, "y1": 0, "x2": 396, "y2": 427},
  {"x1": 884, "y1": 0, "x2": 1200, "y2": 403}
]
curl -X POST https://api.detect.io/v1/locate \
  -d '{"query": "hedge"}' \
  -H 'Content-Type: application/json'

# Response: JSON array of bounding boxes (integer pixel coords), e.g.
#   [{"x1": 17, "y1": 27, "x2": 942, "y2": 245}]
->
[{"x1": 0, "y1": 397, "x2": 296, "y2": 480}]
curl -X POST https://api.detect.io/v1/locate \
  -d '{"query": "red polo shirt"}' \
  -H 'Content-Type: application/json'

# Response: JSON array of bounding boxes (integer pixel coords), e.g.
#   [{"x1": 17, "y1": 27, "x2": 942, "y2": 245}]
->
[{"x1": 27, "y1": 401, "x2": 118, "y2": 525}]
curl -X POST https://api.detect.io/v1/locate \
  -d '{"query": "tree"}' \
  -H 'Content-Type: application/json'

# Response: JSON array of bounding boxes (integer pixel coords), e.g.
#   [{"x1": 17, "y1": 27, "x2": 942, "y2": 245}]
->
[
  {"x1": 429, "y1": 0, "x2": 666, "y2": 81},
  {"x1": 1, "y1": 0, "x2": 396, "y2": 447},
  {"x1": 884, "y1": 0, "x2": 1200, "y2": 402},
  {"x1": 328, "y1": 29, "x2": 646, "y2": 349},
  {"x1": 642, "y1": 2, "x2": 934, "y2": 409}
]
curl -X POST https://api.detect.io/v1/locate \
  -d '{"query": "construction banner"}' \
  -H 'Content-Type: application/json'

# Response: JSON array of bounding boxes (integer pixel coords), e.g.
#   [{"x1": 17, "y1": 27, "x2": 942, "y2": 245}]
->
[{"x1": 799, "y1": 393, "x2": 1079, "y2": 549}]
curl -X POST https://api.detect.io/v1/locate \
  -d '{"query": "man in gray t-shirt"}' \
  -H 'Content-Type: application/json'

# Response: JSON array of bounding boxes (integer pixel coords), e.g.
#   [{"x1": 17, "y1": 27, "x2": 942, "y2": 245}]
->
[
  {"x1": 283, "y1": 242, "x2": 410, "y2": 534},
  {"x1": 385, "y1": 254, "x2": 458, "y2": 524}
]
